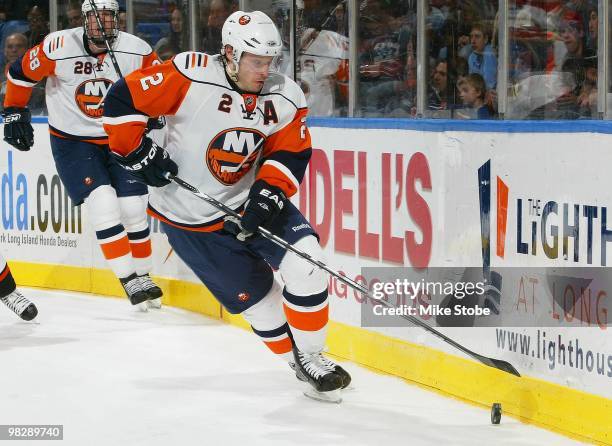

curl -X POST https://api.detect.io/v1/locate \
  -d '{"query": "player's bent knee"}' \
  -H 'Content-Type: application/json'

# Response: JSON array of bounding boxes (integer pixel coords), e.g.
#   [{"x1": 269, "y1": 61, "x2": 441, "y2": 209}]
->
[
  {"x1": 241, "y1": 280, "x2": 285, "y2": 330},
  {"x1": 279, "y1": 236, "x2": 328, "y2": 296},
  {"x1": 118, "y1": 195, "x2": 148, "y2": 230},
  {"x1": 84, "y1": 185, "x2": 121, "y2": 229}
]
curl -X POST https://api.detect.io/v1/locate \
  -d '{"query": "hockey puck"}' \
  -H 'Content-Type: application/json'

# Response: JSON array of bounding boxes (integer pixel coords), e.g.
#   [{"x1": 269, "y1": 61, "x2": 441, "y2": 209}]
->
[{"x1": 491, "y1": 403, "x2": 502, "y2": 424}]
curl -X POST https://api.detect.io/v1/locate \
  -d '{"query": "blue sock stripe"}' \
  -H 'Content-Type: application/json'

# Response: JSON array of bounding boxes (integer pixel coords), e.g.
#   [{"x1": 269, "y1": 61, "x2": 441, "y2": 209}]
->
[
  {"x1": 251, "y1": 322, "x2": 290, "y2": 338},
  {"x1": 95, "y1": 224, "x2": 125, "y2": 240},
  {"x1": 282, "y1": 288, "x2": 328, "y2": 308},
  {"x1": 127, "y1": 228, "x2": 150, "y2": 241}
]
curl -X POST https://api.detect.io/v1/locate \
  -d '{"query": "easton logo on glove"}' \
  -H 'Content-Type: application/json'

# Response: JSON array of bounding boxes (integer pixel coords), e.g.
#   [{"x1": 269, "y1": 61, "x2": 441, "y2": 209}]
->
[
  {"x1": 257, "y1": 188, "x2": 284, "y2": 210},
  {"x1": 111, "y1": 136, "x2": 178, "y2": 187},
  {"x1": 123, "y1": 143, "x2": 164, "y2": 171},
  {"x1": 238, "y1": 180, "x2": 287, "y2": 234}
]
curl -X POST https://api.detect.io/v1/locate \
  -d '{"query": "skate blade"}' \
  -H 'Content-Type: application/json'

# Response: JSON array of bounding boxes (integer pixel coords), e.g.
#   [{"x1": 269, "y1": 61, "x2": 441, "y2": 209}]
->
[
  {"x1": 146, "y1": 298, "x2": 162, "y2": 309},
  {"x1": 303, "y1": 388, "x2": 342, "y2": 404}
]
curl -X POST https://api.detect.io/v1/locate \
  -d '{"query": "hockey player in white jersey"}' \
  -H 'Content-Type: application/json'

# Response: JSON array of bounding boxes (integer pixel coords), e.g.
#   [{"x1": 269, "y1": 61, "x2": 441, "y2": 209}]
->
[
  {"x1": 2, "y1": 0, "x2": 163, "y2": 311},
  {"x1": 102, "y1": 10, "x2": 351, "y2": 401},
  {"x1": 296, "y1": 27, "x2": 349, "y2": 116},
  {"x1": 0, "y1": 253, "x2": 38, "y2": 321}
]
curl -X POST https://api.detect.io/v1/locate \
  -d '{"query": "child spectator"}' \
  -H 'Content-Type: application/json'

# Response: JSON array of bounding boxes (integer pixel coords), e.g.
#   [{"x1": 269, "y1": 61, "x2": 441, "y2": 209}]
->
[{"x1": 456, "y1": 73, "x2": 492, "y2": 119}]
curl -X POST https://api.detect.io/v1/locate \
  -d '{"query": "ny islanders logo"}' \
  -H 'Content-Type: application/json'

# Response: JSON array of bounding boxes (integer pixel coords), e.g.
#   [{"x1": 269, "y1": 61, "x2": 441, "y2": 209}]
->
[
  {"x1": 206, "y1": 128, "x2": 266, "y2": 185},
  {"x1": 74, "y1": 78, "x2": 113, "y2": 118}
]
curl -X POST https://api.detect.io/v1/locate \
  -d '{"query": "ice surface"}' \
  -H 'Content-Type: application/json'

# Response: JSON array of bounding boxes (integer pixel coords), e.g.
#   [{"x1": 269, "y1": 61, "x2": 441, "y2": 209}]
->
[{"x1": 0, "y1": 289, "x2": 587, "y2": 446}]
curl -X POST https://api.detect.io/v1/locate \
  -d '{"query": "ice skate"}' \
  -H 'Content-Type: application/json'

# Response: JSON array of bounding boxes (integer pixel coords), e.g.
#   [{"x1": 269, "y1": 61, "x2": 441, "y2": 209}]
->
[
  {"x1": 318, "y1": 355, "x2": 352, "y2": 389},
  {"x1": 1, "y1": 290, "x2": 38, "y2": 321},
  {"x1": 290, "y1": 355, "x2": 351, "y2": 390},
  {"x1": 292, "y1": 347, "x2": 343, "y2": 403},
  {"x1": 120, "y1": 273, "x2": 149, "y2": 311},
  {"x1": 138, "y1": 274, "x2": 163, "y2": 309}
]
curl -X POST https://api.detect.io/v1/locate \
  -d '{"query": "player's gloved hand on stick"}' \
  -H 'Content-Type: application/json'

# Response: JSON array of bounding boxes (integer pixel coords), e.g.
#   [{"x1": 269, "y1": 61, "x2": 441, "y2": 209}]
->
[
  {"x1": 224, "y1": 180, "x2": 286, "y2": 240},
  {"x1": 111, "y1": 136, "x2": 178, "y2": 187},
  {"x1": 2, "y1": 107, "x2": 34, "y2": 151}
]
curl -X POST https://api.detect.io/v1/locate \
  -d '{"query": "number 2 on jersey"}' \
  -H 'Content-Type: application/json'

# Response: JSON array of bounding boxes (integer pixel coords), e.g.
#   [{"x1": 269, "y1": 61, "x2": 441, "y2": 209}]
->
[{"x1": 140, "y1": 73, "x2": 164, "y2": 91}]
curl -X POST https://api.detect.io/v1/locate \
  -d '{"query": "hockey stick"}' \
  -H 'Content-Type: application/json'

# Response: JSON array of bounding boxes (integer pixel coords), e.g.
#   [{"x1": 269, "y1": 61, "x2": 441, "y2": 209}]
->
[
  {"x1": 87, "y1": 1, "x2": 164, "y2": 129},
  {"x1": 165, "y1": 173, "x2": 521, "y2": 377},
  {"x1": 86, "y1": 0, "x2": 123, "y2": 77}
]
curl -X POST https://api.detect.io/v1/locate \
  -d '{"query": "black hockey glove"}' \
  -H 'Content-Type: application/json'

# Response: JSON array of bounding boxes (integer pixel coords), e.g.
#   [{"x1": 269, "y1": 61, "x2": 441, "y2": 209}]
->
[
  {"x1": 3, "y1": 107, "x2": 34, "y2": 151},
  {"x1": 224, "y1": 180, "x2": 286, "y2": 240},
  {"x1": 146, "y1": 116, "x2": 166, "y2": 131},
  {"x1": 111, "y1": 136, "x2": 178, "y2": 187}
]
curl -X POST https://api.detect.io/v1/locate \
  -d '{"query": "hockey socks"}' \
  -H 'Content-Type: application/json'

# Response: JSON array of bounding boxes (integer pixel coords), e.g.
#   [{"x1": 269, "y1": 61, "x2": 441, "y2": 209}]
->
[{"x1": 282, "y1": 288, "x2": 328, "y2": 353}]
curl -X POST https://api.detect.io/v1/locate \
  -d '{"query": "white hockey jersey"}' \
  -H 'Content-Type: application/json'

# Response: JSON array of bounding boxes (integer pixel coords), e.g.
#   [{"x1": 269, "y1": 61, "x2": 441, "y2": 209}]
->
[
  {"x1": 4, "y1": 27, "x2": 158, "y2": 143},
  {"x1": 296, "y1": 28, "x2": 348, "y2": 117},
  {"x1": 103, "y1": 53, "x2": 312, "y2": 231}
]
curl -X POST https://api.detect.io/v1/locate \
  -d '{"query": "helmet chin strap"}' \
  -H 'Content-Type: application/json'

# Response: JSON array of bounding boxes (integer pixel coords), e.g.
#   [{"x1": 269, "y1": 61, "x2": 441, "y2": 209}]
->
[{"x1": 223, "y1": 54, "x2": 239, "y2": 82}]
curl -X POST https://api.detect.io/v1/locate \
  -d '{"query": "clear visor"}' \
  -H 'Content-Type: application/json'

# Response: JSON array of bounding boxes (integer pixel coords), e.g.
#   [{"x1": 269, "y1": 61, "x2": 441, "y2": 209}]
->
[{"x1": 237, "y1": 51, "x2": 283, "y2": 75}]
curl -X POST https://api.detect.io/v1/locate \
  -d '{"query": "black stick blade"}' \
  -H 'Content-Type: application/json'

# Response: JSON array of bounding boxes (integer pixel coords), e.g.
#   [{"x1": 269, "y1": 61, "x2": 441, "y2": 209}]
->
[{"x1": 480, "y1": 356, "x2": 521, "y2": 377}]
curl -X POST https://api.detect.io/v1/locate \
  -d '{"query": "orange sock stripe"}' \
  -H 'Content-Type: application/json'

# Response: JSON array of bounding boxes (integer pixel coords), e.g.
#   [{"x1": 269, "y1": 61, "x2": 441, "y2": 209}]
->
[
  {"x1": 0, "y1": 265, "x2": 10, "y2": 282},
  {"x1": 129, "y1": 240, "x2": 152, "y2": 258},
  {"x1": 263, "y1": 337, "x2": 293, "y2": 355},
  {"x1": 283, "y1": 304, "x2": 329, "y2": 332},
  {"x1": 100, "y1": 236, "x2": 131, "y2": 259}
]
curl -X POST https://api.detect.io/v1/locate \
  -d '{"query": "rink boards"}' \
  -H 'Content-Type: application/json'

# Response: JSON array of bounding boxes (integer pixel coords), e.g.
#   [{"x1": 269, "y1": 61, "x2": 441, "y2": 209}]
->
[{"x1": 1, "y1": 118, "x2": 611, "y2": 445}]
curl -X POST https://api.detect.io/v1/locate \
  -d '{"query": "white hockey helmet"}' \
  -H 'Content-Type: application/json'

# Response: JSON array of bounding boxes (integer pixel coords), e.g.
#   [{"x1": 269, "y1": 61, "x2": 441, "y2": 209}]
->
[
  {"x1": 221, "y1": 11, "x2": 282, "y2": 68},
  {"x1": 82, "y1": 0, "x2": 119, "y2": 45}
]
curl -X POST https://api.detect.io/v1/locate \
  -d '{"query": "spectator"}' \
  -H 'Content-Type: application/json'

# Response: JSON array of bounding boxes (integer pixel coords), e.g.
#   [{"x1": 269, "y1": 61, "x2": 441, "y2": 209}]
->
[
  {"x1": 0, "y1": 32, "x2": 44, "y2": 115},
  {"x1": 154, "y1": 7, "x2": 188, "y2": 55},
  {"x1": 1, "y1": 32, "x2": 26, "y2": 80},
  {"x1": 118, "y1": 10, "x2": 127, "y2": 32},
  {"x1": 576, "y1": 55, "x2": 597, "y2": 117},
  {"x1": 456, "y1": 73, "x2": 492, "y2": 119},
  {"x1": 66, "y1": 1, "x2": 83, "y2": 29},
  {"x1": 428, "y1": 60, "x2": 450, "y2": 112},
  {"x1": 201, "y1": 0, "x2": 237, "y2": 54},
  {"x1": 358, "y1": 0, "x2": 411, "y2": 116},
  {"x1": 25, "y1": 5, "x2": 49, "y2": 47},
  {"x1": 467, "y1": 22, "x2": 497, "y2": 90},
  {"x1": 325, "y1": 0, "x2": 348, "y2": 36},
  {"x1": 2, "y1": 0, "x2": 46, "y2": 21},
  {"x1": 585, "y1": 6, "x2": 597, "y2": 53},
  {"x1": 553, "y1": 15, "x2": 595, "y2": 118}
]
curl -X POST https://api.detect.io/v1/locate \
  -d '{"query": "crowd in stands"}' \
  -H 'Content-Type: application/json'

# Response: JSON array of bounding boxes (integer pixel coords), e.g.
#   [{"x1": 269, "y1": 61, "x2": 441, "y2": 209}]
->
[
  {"x1": 0, "y1": 0, "x2": 604, "y2": 120},
  {"x1": 0, "y1": 0, "x2": 50, "y2": 114}
]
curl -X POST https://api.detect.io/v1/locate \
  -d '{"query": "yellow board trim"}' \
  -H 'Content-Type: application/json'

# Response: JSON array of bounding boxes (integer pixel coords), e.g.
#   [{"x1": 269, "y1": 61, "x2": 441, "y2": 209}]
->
[{"x1": 9, "y1": 261, "x2": 611, "y2": 445}]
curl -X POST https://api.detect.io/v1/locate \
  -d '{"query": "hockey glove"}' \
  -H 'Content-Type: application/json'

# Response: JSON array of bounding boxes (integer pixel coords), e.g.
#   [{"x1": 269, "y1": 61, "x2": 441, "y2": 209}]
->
[
  {"x1": 224, "y1": 180, "x2": 286, "y2": 240},
  {"x1": 146, "y1": 116, "x2": 166, "y2": 131},
  {"x1": 3, "y1": 107, "x2": 34, "y2": 151},
  {"x1": 111, "y1": 136, "x2": 178, "y2": 187}
]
